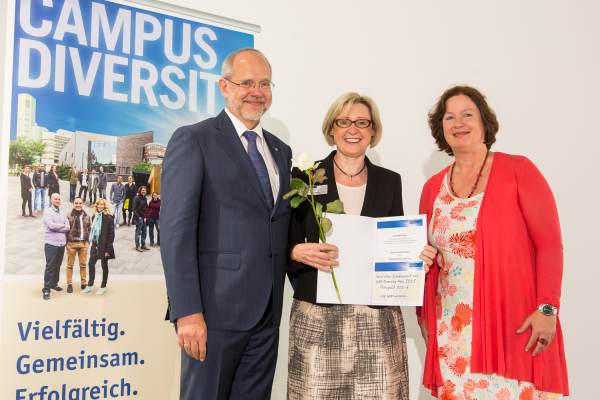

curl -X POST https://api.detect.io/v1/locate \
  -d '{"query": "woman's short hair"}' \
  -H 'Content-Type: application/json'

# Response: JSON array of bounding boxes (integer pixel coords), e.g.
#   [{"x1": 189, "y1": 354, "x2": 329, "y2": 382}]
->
[
  {"x1": 322, "y1": 92, "x2": 383, "y2": 148},
  {"x1": 428, "y1": 85, "x2": 499, "y2": 156},
  {"x1": 137, "y1": 186, "x2": 147, "y2": 195},
  {"x1": 83, "y1": 168, "x2": 88, "y2": 173},
  {"x1": 94, "y1": 198, "x2": 113, "y2": 216}
]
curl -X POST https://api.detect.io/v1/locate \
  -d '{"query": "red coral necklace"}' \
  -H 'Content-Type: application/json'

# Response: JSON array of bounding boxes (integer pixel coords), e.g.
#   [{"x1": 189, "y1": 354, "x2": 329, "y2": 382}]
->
[{"x1": 449, "y1": 149, "x2": 489, "y2": 198}]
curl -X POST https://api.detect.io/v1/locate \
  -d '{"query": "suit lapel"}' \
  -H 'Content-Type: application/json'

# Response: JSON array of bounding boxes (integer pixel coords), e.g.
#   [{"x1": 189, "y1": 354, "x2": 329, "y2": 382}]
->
[
  {"x1": 213, "y1": 111, "x2": 270, "y2": 210},
  {"x1": 322, "y1": 151, "x2": 340, "y2": 205},
  {"x1": 360, "y1": 156, "x2": 377, "y2": 216},
  {"x1": 263, "y1": 130, "x2": 287, "y2": 216}
]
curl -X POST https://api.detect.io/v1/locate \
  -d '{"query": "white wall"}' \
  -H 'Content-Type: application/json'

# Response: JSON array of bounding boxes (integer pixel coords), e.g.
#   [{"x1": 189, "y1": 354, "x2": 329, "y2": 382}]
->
[
  {"x1": 165, "y1": 1, "x2": 594, "y2": 398},
  {"x1": 2, "y1": 0, "x2": 596, "y2": 398}
]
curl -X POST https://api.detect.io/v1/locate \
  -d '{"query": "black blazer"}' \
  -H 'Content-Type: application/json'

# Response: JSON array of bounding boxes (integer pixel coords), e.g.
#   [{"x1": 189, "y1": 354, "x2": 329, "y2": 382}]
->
[
  {"x1": 48, "y1": 172, "x2": 60, "y2": 197},
  {"x1": 161, "y1": 110, "x2": 292, "y2": 331},
  {"x1": 20, "y1": 173, "x2": 32, "y2": 199},
  {"x1": 288, "y1": 150, "x2": 404, "y2": 304},
  {"x1": 91, "y1": 213, "x2": 115, "y2": 260}
]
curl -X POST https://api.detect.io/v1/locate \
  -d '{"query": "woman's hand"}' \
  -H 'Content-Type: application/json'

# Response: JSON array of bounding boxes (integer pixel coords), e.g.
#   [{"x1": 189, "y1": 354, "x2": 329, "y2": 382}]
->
[
  {"x1": 420, "y1": 320, "x2": 429, "y2": 345},
  {"x1": 105, "y1": 253, "x2": 110, "y2": 258},
  {"x1": 419, "y1": 245, "x2": 438, "y2": 273},
  {"x1": 517, "y1": 310, "x2": 557, "y2": 356},
  {"x1": 291, "y1": 243, "x2": 339, "y2": 273}
]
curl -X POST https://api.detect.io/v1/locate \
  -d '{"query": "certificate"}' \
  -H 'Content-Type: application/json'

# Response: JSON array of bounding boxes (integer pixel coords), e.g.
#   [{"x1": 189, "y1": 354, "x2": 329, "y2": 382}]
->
[{"x1": 316, "y1": 214, "x2": 427, "y2": 306}]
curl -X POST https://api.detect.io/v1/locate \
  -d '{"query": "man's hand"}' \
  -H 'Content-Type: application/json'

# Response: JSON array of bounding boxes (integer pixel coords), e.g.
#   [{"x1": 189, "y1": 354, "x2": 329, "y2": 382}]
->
[
  {"x1": 517, "y1": 310, "x2": 557, "y2": 357},
  {"x1": 291, "y1": 243, "x2": 339, "y2": 273},
  {"x1": 111, "y1": 201, "x2": 114, "y2": 204},
  {"x1": 177, "y1": 313, "x2": 207, "y2": 361},
  {"x1": 105, "y1": 253, "x2": 110, "y2": 257}
]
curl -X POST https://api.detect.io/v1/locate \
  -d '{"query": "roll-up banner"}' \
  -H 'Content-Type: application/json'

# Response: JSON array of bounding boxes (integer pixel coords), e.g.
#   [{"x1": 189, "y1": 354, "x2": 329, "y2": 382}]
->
[{"x1": 0, "y1": 1, "x2": 254, "y2": 399}]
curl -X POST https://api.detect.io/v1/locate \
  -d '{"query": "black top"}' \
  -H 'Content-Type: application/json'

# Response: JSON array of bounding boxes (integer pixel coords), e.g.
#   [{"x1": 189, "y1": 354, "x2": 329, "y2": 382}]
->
[
  {"x1": 124, "y1": 183, "x2": 137, "y2": 200},
  {"x1": 132, "y1": 194, "x2": 148, "y2": 221},
  {"x1": 287, "y1": 150, "x2": 404, "y2": 304},
  {"x1": 20, "y1": 173, "x2": 32, "y2": 199},
  {"x1": 48, "y1": 172, "x2": 60, "y2": 196}
]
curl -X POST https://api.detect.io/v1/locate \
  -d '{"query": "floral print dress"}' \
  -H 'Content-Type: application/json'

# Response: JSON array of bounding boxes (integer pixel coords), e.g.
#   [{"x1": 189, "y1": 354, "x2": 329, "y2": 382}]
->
[{"x1": 428, "y1": 175, "x2": 561, "y2": 400}]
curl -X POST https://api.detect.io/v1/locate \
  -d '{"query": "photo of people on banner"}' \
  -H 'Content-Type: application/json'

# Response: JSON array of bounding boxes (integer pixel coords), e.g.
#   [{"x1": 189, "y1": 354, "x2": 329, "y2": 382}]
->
[{"x1": 4, "y1": 0, "x2": 253, "y2": 301}]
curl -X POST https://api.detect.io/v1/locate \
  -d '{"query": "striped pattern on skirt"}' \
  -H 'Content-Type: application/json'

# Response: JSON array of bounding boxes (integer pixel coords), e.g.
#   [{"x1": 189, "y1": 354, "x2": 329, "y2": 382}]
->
[{"x1": 287, "y1": 299, "x2": 409, "y2": 400}]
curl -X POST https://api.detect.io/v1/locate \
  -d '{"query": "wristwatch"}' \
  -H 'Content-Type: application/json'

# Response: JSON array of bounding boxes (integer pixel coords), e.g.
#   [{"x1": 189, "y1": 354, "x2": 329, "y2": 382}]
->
[{"x1": 538, "y1": 304, "x2": 558, "y2": 316}]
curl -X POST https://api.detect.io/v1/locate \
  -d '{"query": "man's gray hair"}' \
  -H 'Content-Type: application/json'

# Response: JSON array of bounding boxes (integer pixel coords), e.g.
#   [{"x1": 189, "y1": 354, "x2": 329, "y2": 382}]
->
[{"x1": 221, "y1": 48, "x2": 272, "y2": 80}]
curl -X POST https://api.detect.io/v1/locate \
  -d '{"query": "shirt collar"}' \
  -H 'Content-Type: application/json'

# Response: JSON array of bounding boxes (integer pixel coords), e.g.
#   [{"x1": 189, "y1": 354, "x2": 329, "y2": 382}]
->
[
  {"x1": 52, "y1": 205, "x2": 60, "y2": 213},
  {"x1": 224, "y1": 107, "x2": 264, "y2": 141}
]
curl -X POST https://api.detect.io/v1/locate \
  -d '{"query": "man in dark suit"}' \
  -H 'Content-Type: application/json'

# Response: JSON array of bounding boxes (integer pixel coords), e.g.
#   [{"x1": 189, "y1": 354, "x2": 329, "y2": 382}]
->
[{"x1": 161, "y1": 48, "x2": 292, "y2": 400}]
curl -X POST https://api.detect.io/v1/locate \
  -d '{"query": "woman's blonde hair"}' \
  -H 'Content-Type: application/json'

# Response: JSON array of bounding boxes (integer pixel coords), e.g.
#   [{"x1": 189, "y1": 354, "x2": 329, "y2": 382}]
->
[
  {"x1": 93, "y1": 198, "x2": 113, "y2": 216},
  {"x1": 322, "y1": 92, "x2": 383, "y2": 148}
]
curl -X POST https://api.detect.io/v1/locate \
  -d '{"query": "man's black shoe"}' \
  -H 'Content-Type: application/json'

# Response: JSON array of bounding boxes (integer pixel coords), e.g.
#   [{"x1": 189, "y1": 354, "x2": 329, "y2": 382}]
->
[
  {"x1": 43, "y1": 292, "x2": 50, "y2": 300},
  {"x1": 29, "y1": 214, "x2": 35, "y2": 218},
  {"x1": 51, "y1": 286, "x2": 63, "y2": 292},
  {"x1": 67, "y1": 284, "x2": 73, "y2": 293}
]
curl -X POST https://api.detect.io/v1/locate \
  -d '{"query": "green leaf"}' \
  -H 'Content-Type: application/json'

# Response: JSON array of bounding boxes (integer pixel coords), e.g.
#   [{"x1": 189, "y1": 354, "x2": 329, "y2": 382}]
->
[
  {"x1": 291, "y1": 178, "x2": 306, "y2": 190},
  {"x1": 313, "y1": 168, "x2": 327, "y2": 184},
  {"x1": 290, "y1": 196, "x2": 306, "y2": 208},
  {"x1": 315, "y1": 202, "x2": 323, "y2": 218},
  {"x1": 282, "y1": 189, "x2": 298, "y2": 199},
  {"x1": 297, "y1": 186, "x2": 309, "y2": 197},
  {"x1": 326, "y1": 199, "x2": 345, "y2": 214},
  {"x1": 321, "y1": 217, "x2": 332, "y2": 234}
]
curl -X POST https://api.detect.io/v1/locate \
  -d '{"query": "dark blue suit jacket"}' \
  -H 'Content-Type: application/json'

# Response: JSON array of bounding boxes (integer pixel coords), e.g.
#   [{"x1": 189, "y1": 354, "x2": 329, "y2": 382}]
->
[{"x1": 161, "y1": 110, "x2": 292, "y2": 331}]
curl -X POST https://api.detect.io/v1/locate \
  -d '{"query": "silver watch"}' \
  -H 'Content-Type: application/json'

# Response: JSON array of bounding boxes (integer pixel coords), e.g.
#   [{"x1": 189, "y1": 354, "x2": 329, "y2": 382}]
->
[{"x1": 538, "y1": 304, "x2": 558, "y2": 316}]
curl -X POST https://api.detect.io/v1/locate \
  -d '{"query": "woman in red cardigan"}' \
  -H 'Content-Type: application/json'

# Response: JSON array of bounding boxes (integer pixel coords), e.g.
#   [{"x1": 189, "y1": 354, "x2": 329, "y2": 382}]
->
[{"x1": 417, "y1": 85, "x2": 568, "y2": 399}]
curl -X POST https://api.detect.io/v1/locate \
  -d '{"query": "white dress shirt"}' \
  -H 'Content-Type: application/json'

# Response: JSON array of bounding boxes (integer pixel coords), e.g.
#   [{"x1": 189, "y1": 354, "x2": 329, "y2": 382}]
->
[{"x1": 224, "y1": 108, "x2": 280, "y2": 202}]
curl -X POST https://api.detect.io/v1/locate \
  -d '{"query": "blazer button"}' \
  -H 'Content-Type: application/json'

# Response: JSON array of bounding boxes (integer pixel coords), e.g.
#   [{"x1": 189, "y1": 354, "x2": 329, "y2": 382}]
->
[
  {"x1": 269, "y1": 253, "x2": 273, "y2": 258},
  {"x1": 271, "y1": 217, "x2": 275, "y2": 222}
]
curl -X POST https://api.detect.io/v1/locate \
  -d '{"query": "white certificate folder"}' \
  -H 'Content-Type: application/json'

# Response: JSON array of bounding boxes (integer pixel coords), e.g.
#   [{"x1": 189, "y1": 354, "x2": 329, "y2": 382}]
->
[{"x1": 316, "y1": 214, "x2": 427, "y2": 306}]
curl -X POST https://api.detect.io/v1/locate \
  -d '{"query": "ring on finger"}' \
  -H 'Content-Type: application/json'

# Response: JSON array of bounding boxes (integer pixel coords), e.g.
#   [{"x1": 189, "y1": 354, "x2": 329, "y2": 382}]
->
[
  {"x1": 538, "y1": 338, "x2": 549, "y2": 346},
  {"x1": 183, "y1": 343, "x2": 190, "y2": 347}
]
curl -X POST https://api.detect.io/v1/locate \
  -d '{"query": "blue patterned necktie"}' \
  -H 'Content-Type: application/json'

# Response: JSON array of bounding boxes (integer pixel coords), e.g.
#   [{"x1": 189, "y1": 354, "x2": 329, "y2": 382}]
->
[{"x1": 243, "y1": 131, "x2": 274, "y2": 210}]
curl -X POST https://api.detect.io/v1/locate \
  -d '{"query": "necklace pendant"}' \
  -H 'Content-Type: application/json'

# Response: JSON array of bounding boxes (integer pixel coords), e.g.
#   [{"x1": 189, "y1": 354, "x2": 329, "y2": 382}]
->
[{"x1": 349, "y1": 176, "x2": 353, "y2": 181}]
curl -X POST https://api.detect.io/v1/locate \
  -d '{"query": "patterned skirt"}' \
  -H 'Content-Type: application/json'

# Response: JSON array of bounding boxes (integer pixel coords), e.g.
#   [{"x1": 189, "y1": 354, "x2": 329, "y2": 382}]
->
[{"x1": 287, "y1": 299, "x2": 409, "y2": 400}]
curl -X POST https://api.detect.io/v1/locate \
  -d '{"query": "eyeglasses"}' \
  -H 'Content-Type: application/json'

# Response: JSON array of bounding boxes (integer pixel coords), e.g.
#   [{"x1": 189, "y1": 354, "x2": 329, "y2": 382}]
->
[
  {"x1": 225, "y1": 78, "x2": 275, "y2": 92},
  {"x1": 334, "y1": 119, "x2": 372, "y2": 129}
]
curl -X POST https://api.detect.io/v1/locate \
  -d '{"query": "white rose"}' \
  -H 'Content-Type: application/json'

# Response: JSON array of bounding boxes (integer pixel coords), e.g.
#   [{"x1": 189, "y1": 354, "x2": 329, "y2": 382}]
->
[{"x1": 291, "y1": 151, "x2": 317, "y2": 171}]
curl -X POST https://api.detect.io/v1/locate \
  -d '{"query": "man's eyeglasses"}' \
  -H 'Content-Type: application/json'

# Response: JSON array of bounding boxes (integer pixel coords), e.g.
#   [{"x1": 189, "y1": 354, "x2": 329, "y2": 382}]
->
[
  {"x1": 225, "y1": 78, "x2": 275, "y2": 92},
  {"x1": 334, "y1": 119, "x2": 372, "y2": 129}
]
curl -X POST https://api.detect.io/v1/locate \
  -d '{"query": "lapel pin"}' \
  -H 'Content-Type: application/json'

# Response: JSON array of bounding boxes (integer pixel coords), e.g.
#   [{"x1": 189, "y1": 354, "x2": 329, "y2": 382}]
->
[{"x1": 275, "y1": 148, "x2": 278, "y2": 151}]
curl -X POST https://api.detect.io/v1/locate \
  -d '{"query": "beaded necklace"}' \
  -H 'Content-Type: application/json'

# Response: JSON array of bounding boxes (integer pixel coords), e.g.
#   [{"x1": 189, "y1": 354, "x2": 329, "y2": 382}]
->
[{"x1": 449, "y1": 149, "x2": 489, "y2": 198}]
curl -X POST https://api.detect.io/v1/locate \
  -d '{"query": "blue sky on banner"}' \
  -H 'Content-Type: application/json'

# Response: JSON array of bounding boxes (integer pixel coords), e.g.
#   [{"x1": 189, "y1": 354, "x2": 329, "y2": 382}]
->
[{"x1": 11, "y1": 0, "x2": 254, "y2": 145}]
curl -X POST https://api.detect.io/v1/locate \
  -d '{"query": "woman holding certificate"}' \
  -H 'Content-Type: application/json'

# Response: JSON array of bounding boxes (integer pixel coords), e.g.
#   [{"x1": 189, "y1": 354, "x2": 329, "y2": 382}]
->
[
  {"x1": 417, "y1": 86, "x2": 568, "y2": 399},
  {"x1": 287, "y1": 92, "x2": 437, "y2": 399}
]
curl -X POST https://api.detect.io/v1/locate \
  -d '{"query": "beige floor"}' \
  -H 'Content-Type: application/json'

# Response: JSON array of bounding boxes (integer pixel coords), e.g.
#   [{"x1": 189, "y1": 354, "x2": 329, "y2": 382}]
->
[{"x1": 4, "y1": 176, "x2": 164, "y2": 276}]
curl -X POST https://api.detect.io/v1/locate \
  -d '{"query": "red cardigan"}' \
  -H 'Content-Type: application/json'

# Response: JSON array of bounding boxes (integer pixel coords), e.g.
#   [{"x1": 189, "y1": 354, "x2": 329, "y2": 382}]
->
[{"x1": 416, "y1": 152, "x2": 569, "y2": 396}]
